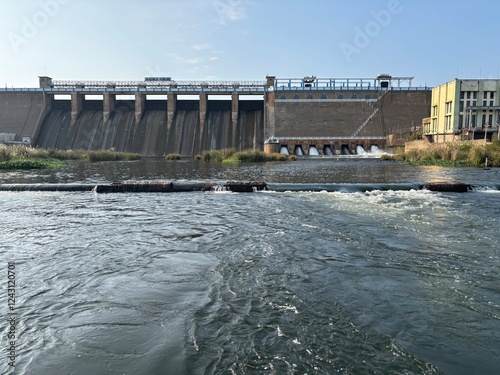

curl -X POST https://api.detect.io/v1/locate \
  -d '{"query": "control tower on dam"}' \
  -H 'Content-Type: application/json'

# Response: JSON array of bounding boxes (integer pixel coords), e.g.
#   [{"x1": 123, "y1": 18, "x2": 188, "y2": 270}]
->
[{"x1": 0, "y1": 74, "x2": 431, "y2": 156}]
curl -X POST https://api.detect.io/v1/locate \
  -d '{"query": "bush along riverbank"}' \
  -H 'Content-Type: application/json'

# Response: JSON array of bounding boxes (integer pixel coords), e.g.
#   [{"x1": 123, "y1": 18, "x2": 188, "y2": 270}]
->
[
  {"x1": 383, "y1": 140, "x2": 500, "y2": 167},
  {"x1": 0, "y1": 145, "x2": 141, "y2": 170},
  {"x1": 195, "y1": 148, "x2": 297, "y2": 163}
]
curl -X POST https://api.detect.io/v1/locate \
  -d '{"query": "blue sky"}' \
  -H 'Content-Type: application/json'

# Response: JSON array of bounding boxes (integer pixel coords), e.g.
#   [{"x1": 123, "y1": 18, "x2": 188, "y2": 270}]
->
[{"x1": 1, "y1": 0, "x2": 499, "y2": 88}]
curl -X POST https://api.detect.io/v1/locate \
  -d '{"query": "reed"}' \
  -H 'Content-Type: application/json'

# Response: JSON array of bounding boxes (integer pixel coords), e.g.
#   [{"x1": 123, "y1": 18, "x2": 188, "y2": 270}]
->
[
  {"x1": 85, "y1": 150, "x2": 141, "y2": 162},
  {"x1": 200, "y1": 148, "x2": 237, "y2": 162},
  {"x1": 402, "y1": 140, "x2": 500, "y2": 167},
  {"x1": 0, "y1": 158, "x2": 63, "y2": 170},
  {"x1": 197, "y1": 148, "x2": 295, "y2": 163},
  {"x1": 165, "y1": 153, "x2": 182, "y2": 160},
  {"x1": 0, "y1": 145, "x2": 140, "y2": 170}
]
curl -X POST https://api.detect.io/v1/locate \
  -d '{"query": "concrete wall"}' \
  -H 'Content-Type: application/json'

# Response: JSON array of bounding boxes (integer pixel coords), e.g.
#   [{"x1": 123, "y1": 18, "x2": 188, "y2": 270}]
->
[
  {"x1": 1, "y1": 90, "x2": 431, "y2": 155},
  {"x1": 35, "y1": 99, "x2": 264, "y2": 157},
  {"x1": 0, "y1": 92, "x2": 46, "y2": 141},
  {"x1": 272, "y1": 90, "x2": 431, "y2": 138}
]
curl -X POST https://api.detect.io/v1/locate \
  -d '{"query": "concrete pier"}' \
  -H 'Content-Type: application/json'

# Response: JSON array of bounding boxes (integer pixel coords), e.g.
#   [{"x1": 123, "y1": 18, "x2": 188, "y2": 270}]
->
[
  {"x1": 103, "y1": 92, "x2": 115, "y2": 123},
  {"x1": 264, "y1": 76, "x2": 276, "y2": 140},
  {"x1": 135, "y1": 92, "x2": 145, "y2": 123},
  {"x1": 199, "y1": 92, "x2": 207, "y2": 124},
  {"x1": 231, "y1": 92, "x2": 239, "y2": 146},
  {"x1": 199, "y1": 92, "x2": 208, "y2": 143},
  {"x1": 167, "y1": 93, "x2": 176, "y2": 130},
  {"x1": 71, "y1": 93, "x2": 83, "y2": 123}
]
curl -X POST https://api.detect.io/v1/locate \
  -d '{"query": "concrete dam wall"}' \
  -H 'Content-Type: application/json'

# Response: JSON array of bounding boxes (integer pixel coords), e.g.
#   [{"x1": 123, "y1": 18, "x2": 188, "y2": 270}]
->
[
  {"x1": 35, "y1": 99, "x2": 264, "y2": 156},
  {"x1": 0, "y1": 78, "x2": 430, "y2": 156},
  {"x1": 0, "y1": 92, "x2": 48, "y2": 142},
  {"x1": 271, "y1": 90, "x2": 431, "y2": 138}
]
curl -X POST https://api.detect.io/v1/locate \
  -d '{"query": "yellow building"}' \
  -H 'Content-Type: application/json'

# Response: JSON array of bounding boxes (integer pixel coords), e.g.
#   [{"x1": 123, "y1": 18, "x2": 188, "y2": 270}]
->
[{"x1": 423, "y1": 79, "x2": 500, "y2": 142}]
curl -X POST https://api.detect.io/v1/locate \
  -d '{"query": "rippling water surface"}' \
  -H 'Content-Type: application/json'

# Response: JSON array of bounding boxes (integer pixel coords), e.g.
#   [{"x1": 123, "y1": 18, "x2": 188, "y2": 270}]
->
[{"x1": 1, "y1": 159, "x2": 499, "y2": 374}]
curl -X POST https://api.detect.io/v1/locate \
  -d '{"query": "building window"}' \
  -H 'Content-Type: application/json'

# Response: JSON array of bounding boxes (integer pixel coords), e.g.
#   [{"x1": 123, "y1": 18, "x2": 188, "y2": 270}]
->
[
  {"x1": 472, "y1": 114, "x2": 476, "y2": 127},
  {"x1": 473, "y1": 91, "x2": 477, "y2": 99},
  {"x1": 489, "y1": 114, "x2": 493, "y2": 126},
  {"x1": 460, "y1": 91, "x2": 464, "y2": 99},
  {"x1": 432, "y1": 105, "x2": 438, "y2": 116},
  {"x1": 459, "y1": 115, "x2": 464, "y2": 129},
  {"x1": 432, "y1": 118, "x2": 437, "y2": 132},
  {"x1": 445, "y1": 115, "x2": 452, "y2": 130},
  {"x1": 445, "y1": 101, "x2": 452, "y2": 114}
]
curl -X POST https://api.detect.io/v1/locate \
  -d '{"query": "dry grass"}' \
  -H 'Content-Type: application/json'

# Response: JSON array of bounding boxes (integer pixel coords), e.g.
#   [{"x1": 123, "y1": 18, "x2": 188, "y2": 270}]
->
[
  {"x1": 165, "y1": 153, "x2": 182, "y2": 160},
  {"x1": 0, "y1": 145, "x2": 140, "y2": 163},
  {"x1": 402, "y1": 140, "x2": 500, "y2": 167},
  {"x1": 197, "y1": 148, "x2": 295, "y2": 163}
]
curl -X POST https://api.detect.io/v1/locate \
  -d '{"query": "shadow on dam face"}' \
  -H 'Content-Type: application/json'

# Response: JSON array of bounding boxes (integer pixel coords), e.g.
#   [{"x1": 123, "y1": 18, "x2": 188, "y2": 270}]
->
[{"x1": 35, "y1": 100, "x2": 264, "y2": 157}]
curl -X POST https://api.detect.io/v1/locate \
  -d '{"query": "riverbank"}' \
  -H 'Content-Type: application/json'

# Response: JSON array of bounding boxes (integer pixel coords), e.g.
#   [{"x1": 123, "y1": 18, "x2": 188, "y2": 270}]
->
[
  {"x1": 385, "y1": 140, "x2": 500, "y2": 167},
  {"x1": 0, "y1": 145, "x2": 141, "y2": 170}
]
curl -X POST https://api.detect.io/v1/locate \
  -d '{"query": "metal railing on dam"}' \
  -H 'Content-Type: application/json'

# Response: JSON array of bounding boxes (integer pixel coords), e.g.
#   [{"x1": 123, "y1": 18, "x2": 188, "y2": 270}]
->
[
  {"x1": 1, "y1": 75, "x2": 431, "y2": 94},
  {"x1": 0, "y1": 87, "x2": 266, "y2": 94},
  {"x1": 0, "y1": 86, "x2": 431, "y2": 94}
]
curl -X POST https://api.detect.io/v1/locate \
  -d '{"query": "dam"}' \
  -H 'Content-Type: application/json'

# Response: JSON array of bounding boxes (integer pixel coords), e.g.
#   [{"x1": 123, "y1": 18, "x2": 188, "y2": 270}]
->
[{"x1": 0, "y1": 75, "x2": 431, "y2": 156}]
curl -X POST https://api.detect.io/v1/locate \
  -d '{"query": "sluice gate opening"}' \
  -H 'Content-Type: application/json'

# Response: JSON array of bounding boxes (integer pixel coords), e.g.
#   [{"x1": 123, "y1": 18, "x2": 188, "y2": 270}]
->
[{"x1": 267, "y1": 137, "x2": 387, "y2": 155}]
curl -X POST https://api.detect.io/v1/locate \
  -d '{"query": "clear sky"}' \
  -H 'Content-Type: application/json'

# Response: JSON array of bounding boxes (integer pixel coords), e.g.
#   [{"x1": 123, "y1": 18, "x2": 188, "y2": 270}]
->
[{"x1": 1, "y1": 0, "x2": 499, "y2": 88}]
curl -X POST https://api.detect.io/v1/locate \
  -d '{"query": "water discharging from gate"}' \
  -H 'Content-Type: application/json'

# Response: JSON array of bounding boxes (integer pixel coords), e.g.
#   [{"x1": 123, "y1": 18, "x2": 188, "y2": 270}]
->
[
  {"x1": 323, "y1": 145, "x2": 334, "y2": 155},
  {"x1": 294, "y1": 146, "x2": 304, "y2": 156},
  {"x1": 280, "y1": 146, "x2": 289, "y2": 155},
  {"x1": 309, "y1": 146, "x2": 319, "y2": 156},
  {"x1": 341, "y1": 145, "x2": 351, "y2": 155},
  {"x1": 356, "y1": 145, "x2": 366, "y2": 155}
]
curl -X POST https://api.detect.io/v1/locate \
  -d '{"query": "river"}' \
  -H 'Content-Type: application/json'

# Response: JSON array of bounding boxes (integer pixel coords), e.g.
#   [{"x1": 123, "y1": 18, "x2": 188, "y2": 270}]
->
[{"x1": 1, "y1": 157, "x2": 499, "y2": 374}]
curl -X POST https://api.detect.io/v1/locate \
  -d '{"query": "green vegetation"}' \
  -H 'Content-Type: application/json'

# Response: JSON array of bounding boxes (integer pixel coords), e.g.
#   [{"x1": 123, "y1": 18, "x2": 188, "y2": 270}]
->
[
  {"x1": 198, "y1": 148, "x2": 238, "y2": 162},
  {"x1": 0, "y1": 145, "x2": 141, "y2": 170},
  {"x1": 0, "y1": 158, "x2": 64, "y2": 170},
  {"x1": 196, "y1": 148, "x2": 296, "y2": 163},
  {"x1": 384, "y1": 140, "x2": 500, "y2": 167},
  {"x1": 165, "y1": 153, "x2": 182, "y2": 160}
]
